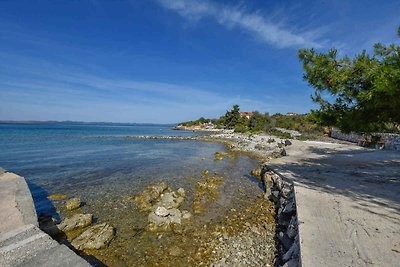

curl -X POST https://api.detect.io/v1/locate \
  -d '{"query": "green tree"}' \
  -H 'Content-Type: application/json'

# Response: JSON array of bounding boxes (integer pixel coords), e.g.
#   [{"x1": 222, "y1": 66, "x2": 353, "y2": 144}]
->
[
  {"x1": 248, "y1": 111, "x2": 271, "y2": 132},
  {"x1": 298, "y1": 26, "x2": 400, "y2": 133},
  {"x1": 224, "y1": 104, "x2": 242, "y2": 129}
]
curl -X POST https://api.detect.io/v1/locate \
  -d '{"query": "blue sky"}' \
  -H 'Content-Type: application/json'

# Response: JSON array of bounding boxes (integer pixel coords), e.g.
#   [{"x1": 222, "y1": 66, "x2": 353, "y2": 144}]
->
[{"x1": 0, "y1": 0, "x2": 399, "y2": 123}]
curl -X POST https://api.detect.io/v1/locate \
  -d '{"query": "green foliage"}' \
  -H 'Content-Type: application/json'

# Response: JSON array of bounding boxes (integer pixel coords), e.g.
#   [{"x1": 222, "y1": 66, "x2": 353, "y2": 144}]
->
[
  {"x1": 248, "y1": 111, "x2": 271, "y2": 132},
  {"x1": 234, "y1": 124, "x2": 248, "y2": 133},
  {"x1": 180, "y1": 117, "x2": 210, "y2": 127},
  {"x1": 224, "y1": 104, "x2": 244, "y2": 129},
  {"x1": 267, "y1": 129, "x2": 292, "y2": 139},
  {"x1": 298, "y1": 26, "x2": 400, "y2": 133},
  {"x1": 271, "y1": 113, "x2": 323, "y2": 134}
]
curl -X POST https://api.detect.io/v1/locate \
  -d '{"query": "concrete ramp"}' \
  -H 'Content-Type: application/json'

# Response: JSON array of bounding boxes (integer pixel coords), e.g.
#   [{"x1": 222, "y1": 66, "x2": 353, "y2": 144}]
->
[{"x1": 0, "y1": 170, "x2": 91, "y2": 267}]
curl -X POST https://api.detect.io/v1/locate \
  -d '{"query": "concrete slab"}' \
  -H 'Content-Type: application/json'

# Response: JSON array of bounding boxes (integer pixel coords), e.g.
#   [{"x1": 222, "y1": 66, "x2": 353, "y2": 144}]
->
[
  {"x1": 0, "y1": 170, "x2": 91, "y2": 267},
  {"x1": 270, "y1": 141, "x2": 400, "y2": 266}
]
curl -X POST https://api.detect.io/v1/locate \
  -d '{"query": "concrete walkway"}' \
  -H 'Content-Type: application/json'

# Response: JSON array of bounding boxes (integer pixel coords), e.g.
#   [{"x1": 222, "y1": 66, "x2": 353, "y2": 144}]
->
[
  {"x1": 269, "y1": 141, "x2": 400, "y2": 267},
  {"x1": 0, "y1": 169, "x2": 90, "y2": 267}
]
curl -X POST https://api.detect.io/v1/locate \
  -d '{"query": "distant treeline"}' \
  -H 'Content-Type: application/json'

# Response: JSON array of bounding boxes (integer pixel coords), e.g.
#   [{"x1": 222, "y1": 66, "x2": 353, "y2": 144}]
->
[{"x1": 180, "y1": 104, "x2": 324, "y2": 139}]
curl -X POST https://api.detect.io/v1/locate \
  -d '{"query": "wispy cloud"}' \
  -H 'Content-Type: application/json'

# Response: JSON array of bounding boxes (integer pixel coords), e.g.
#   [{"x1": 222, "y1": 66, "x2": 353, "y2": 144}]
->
[{"x1": 157, "y1": 0, "x2": 324, "y2": 48}]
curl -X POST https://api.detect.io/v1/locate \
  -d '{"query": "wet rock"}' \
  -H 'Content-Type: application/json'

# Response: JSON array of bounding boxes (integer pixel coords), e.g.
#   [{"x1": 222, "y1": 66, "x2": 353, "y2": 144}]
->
[
  {"x1": 58, "y1": 213, "x2": 93, "y2": 232},
  {"x1": 48, "y1": 194, "x2": 68, "y2": 200},
  {"x1": 177, "y1": 188, "x2": 185, "y2": 197},
  {"x1": 71, "y1": 223, "x2": 114, "y2": 250},
  {"x1": 133, "y1": 182, "x2": 169, "y2": 211},
  {"x1": 181, "y1": 210, "x2": 192, "y2": 220},
  {"x1": 158, "y1": 191, "x2": 184, "y2": 209},
  {"x1": 154, "y1": 206, "x2": 169, "y2": 217},
  {"x1": 169, "y1": 246, "x2": 183, "y2": 256},
  {"x1": 251, "y1": 167, "x2": 262, "y2": 178},
  {"x1": 214, "y1": 151, "x2": 228, "y2": 161},
  {"x1": 191, "y1": 177, "x2": 224, "y2": 213},
  {"x1": 66, "y1": 197, "x2": 81, "y2": 210},
  {"x1": 148, "y1": 207, "x2": 182, "y2": 231}
]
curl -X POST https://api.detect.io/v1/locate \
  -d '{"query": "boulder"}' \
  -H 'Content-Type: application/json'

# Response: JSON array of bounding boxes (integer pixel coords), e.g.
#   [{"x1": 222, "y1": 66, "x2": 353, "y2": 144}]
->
[
  {"x1": 283, "y1": 199, "x2": 296, "y2": 214},
  {"x1": 148, "y1": 207, "x2": 182, "y2": 231},
  {"x1": 278, "y1": 231, "x2": 293, "y2": 251},
  {"x1": 155, "y1": 207, "x2": 169, "y2": 217},
  {"x1": 71, "y1": 223, "x2": 114, "y2": 250},
  {"x1": 58, "y1": 213, "x2": 93, "y2": 232},
  {"x1": 287, "y1": 216, "x2": 297, "y2": 239},
  {"x1": 282, "y1": 235, "x2": 299, "y2": 262},
  {"x1": 158, "y1": 191, "x2": 184, "y2": 209},
  {"x1": 284, "y1": 139, "x2": 292, "y2": 146},
  {"x1": 66, "y1": 197, "x2": 81, "y2": 210}
]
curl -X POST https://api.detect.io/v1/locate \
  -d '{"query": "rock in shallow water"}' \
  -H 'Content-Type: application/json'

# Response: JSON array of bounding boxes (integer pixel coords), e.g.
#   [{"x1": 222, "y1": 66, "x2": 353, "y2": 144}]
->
[
  {"x1": 58, "y1": 213, "x2": 93, "y2": 232},
  {"x1": 48, "y1": 194, "x2": 68, "y2": 200},
  {"x1": 155, "y1": 206, "x2": 169, "y2": 217},
  {"x1": 133, "y1": 182, "x2": 169, "y2": 211},
  {"x1": 71, "y1": 223, "x2": 114, "y2": 250},
  {"x1": 148, "y1": 207, "x2": 182, "y2": 231},
  {"x1": 158, "y1": 191, "x2": 184, "y2": 209},
  {"x1": 66, "y1": 197, "x2": 81, "y2": 210}
]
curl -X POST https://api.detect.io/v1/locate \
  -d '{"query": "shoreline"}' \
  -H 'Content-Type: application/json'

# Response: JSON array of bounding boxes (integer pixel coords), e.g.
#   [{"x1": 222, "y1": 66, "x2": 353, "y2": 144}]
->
[
  {"x1": 3, "y1": 130, "x2": 399, "y2": 266},
  {"x1": 99, "y1": 132, "x2": 301, "y2": 265},
  {"x1": 98, "y1": 131, "x2": 400, "y2": 266}
]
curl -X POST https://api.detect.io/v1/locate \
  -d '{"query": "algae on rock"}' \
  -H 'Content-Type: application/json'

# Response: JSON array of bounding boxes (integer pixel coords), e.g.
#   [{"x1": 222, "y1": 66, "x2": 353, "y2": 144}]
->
[{"x1": 191, "y1": 176, "x2": 224, "y2": 213}]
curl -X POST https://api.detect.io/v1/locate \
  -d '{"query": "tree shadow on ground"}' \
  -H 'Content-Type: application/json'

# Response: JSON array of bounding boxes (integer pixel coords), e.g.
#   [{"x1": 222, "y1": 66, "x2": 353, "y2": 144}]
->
[{"x1": 269, "y1": 145, "x2": 400, "y2": 218}]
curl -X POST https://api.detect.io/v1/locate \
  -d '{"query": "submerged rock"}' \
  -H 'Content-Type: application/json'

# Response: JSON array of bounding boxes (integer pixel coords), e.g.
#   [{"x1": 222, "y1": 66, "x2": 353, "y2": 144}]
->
[
  {"x1": 58, "y1": 213, "x2": 93, "y2": 232},
  {"x1": 71, "y1": 223, "x2": 114, "y2": 250},
  {"x1": 181, "y1": 210, "x2": 192, "y2": 220},
  {"x1": 66, "y1": 197, "x2": 81, "y2": 210},
  {"x1": 214, "y1": 151, "x2": 228, "y2": 161},
  {"x1": 251, "y1": 167, "x2": 262, "y2": 178},
  {"x1": 192, "y1": 177, "x2": 224, "y2": 213},
  {"x1": 148, "y1": 207, "x2": 182, "y2": 231},
  {"x1": 154, "y1": 206, "x2": 169, "y2": 217},
  {"x1": 158, "y1": 191, "x2": 185, "y2": 209},
  {"x1": 48, "y1": 194, "x2": 68, "y2": 200},
  {"x1": 133, "y1": 182, "x2": 169, "y2": 211}
]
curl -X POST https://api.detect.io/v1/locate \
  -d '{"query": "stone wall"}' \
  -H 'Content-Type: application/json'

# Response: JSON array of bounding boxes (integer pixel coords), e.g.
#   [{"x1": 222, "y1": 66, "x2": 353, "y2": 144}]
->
[
  {"x1": 330, "y1": 128, "x2": 400, "y2": 150},
  {"x1": 261, "y1": 165, "x2": 300, "y2": 267},
  {"x1": 330, "y1": 129, "x2": 364, "y2": 143}
]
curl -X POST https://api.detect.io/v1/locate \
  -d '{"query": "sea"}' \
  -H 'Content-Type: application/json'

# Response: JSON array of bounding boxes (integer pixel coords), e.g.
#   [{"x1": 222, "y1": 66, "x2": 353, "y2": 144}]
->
[{"x1": 0, "y1": 122, "x2": 262, "y2": 220}]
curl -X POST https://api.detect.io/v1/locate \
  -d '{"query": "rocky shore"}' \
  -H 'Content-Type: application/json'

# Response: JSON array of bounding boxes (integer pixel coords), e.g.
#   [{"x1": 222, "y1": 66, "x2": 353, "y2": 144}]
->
[{"x1": 97, "y1": 131, "x2": 300, "y2": 266}]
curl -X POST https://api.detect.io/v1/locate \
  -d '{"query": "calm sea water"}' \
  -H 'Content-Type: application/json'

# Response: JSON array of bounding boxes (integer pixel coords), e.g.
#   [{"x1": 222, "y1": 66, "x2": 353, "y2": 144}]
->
[{"x1": 0, "y1": 123, "x2": 261, "y2": 220}]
